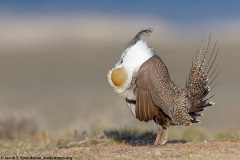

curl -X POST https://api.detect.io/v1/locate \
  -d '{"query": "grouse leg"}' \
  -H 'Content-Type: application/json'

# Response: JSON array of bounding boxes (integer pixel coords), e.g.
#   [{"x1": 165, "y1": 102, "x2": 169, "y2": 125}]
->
[{"x1": 153, "y1": 126, "x2": 167, "y2": 146}]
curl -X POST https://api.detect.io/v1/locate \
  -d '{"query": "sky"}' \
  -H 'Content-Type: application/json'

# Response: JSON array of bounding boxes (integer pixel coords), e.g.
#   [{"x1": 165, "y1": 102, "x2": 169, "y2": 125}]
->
[{"x1": 1, "y1": 0, "x2": 240, "y2": 24}]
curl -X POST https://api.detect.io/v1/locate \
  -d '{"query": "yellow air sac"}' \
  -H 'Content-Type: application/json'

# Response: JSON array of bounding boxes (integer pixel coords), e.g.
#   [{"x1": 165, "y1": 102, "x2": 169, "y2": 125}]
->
[{"x1": 111, "y1": 67, "x2": 127, "y2": 87}]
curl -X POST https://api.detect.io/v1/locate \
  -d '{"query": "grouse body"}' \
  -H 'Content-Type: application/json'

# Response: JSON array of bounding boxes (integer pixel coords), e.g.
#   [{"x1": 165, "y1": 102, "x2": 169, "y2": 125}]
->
[{"x1": 107, "y1": 28, "x2": 219, "y2": 145}]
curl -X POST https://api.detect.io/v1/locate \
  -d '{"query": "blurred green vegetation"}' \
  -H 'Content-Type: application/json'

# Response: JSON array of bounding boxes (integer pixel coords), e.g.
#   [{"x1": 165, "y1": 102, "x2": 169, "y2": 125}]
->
[
  {"x1": 0, "y1": 113, "x2": 239, "y2": 155},
  {"x1": 215, "y1": 127, "x2": 240, "y2": 141}
]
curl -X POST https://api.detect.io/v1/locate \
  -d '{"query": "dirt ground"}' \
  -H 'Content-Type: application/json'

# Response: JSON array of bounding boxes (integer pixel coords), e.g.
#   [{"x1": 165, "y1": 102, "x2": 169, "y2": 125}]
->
[{"x1": 11, "y1": 141, "x2": 239, "y2": 160}]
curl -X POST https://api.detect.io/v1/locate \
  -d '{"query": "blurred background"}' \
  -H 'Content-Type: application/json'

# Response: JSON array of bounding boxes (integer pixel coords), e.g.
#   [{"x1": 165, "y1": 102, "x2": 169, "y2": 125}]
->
[{"x1": 0, "y1": 0, "x2": 239, "y2": 134}]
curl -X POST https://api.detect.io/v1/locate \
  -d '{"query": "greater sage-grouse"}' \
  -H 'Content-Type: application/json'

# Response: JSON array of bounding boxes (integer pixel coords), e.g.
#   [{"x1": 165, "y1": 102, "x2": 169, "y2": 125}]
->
[{"x1": 107, "y1": 28, "x2": 219, "y2": 146}]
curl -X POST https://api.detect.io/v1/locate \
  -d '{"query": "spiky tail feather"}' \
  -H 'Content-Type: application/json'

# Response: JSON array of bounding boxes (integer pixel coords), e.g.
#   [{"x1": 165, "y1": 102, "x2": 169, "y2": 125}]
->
[{"x1": 186, "y1": 35, "x2": 220, "y2": 123}]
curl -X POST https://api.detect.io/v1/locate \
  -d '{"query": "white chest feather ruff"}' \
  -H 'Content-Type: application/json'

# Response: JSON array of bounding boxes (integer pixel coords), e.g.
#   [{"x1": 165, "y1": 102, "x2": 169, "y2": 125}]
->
[{"x1": 108, "y1": 40, "x2": 154, "y2": 100}]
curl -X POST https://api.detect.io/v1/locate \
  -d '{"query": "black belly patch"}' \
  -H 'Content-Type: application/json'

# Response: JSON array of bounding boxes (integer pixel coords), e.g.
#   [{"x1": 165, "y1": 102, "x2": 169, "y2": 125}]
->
[{"x1": 126, "y1": 98, "x2": 136, "y2": 104}]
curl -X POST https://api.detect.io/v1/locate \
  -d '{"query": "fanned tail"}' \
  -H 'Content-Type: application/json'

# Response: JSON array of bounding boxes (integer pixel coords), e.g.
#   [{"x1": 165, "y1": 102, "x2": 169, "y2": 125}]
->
[{"x1": 186, "y1": 35, "x2": 221, "y2": 123}]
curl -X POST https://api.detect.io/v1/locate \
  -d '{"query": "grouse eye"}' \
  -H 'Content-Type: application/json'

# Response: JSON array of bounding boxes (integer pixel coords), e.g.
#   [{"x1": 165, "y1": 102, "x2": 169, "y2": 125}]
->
[{"x1": 111, "y1": 67, "x2": 127, "y2": 87}]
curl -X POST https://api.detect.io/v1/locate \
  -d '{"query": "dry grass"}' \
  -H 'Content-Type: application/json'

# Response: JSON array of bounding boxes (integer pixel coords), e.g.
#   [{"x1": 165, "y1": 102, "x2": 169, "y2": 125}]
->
[
  {"x1": 1, "y1": 136, "x2": 240, "y2": 160},
  {"x1": 0, "y1": 115, "x2": 49, "y2": 155},
  {"x1": 0, "y1": 114, "x2": 41, "y2": 140},
  {"x1": 0, "y1": 116, "x2": 239, "y2": 160}
]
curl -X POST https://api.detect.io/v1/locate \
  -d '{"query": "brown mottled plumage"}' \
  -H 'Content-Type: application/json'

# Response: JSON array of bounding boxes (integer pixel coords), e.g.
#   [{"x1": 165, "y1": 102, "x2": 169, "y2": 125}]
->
[{"x1": 108, "y1": 29, "x2": 220, "y2": 146}]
